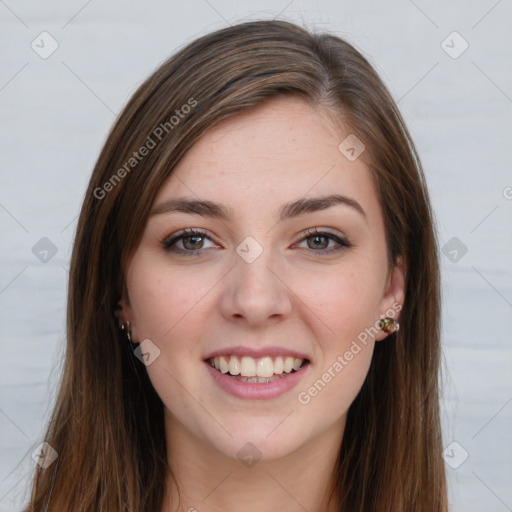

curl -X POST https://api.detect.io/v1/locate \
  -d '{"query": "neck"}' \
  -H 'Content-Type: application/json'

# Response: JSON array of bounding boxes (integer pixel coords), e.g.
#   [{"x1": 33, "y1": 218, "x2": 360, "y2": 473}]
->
[{"x1": 160, "y1": 412, "x2": 344, "y2": 512}]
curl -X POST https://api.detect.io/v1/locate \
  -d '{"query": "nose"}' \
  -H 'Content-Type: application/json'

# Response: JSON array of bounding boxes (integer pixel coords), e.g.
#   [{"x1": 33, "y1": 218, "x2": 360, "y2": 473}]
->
[{"x1": 219, "y1": 246, "x2": 293, "y2": 327}]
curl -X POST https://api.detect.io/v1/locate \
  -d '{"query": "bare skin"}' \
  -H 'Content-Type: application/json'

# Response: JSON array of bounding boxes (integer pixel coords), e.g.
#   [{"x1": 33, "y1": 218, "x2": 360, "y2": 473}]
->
[{"x1": 116, "y1": 96, "x2": 405, "y2": 511}]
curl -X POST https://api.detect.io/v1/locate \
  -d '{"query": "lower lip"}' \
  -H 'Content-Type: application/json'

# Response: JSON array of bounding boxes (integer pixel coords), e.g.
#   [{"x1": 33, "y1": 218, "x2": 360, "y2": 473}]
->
[{"x1": 205, "y1": 361, "x2": 310, "y2": 400}]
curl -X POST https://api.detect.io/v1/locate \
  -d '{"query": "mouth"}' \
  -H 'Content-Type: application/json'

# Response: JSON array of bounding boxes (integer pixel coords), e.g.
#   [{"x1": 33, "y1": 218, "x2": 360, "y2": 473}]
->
[{"x1": 206, "y1": 355, "x2": 310, "y2": 384}]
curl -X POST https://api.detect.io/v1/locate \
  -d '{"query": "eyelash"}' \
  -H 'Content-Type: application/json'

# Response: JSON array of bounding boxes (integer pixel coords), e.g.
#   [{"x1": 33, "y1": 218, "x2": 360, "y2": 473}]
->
[{"x1": 161, "y1": 227, "x2": 353, "y2": 256}]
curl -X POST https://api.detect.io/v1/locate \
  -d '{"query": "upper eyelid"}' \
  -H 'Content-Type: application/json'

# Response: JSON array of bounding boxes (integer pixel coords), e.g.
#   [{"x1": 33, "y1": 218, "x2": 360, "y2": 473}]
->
[
  {"x1": 163, "y1": 227, "x2": 344, "y2": 240},
  {"x1": 162, "y1": 227, "x2": 349, "y2": 250},
  {"x1": 162, "y1": 228, "x2": 212, "y2": 245}
]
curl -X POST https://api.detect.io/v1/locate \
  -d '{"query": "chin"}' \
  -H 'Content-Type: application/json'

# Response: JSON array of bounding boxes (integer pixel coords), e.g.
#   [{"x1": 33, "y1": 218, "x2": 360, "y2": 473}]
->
[{"x1": 207, "y1": 420, "x2": 309, "y2": 463}]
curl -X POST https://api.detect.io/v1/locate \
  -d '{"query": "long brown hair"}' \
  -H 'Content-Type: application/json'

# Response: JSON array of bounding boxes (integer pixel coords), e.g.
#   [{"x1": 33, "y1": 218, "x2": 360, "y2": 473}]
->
[{"x1": 23, "y1": 19, "x2": 447, "y2": 511}]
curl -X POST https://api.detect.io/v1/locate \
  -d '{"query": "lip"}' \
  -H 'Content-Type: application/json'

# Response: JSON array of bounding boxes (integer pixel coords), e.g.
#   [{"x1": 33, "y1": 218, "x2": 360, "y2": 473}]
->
[
  {"x1": 203, "y1": 345, "x2": 311, "y2": 361},
  {"x1": 205, "y1": 360, "x2": 310, "y2": 400}
]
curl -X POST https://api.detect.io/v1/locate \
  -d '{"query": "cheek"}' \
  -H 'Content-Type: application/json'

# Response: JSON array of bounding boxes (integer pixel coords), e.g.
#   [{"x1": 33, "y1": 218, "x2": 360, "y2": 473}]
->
[
  {"x1": 126, "y1": 262, "x2": 210, "y2": 419},
  {"x1": 294, "y1": 264, "x2": 380, "y2": 411},
  {"x1": 297, "y1": 311, "x2": 375, "y2": 423},
  {"x1": 126, "y1": 260, "x2": 216, "y2": 399},
  {"x1": 297, "y1": 344, "x2": 374, "y2": 429},
  {"x1": 127, "y1": 259, "x2": 211, "y2": 343},
  {"x1": 297, "y1": 262, "x2": 383, "y2": 340}
]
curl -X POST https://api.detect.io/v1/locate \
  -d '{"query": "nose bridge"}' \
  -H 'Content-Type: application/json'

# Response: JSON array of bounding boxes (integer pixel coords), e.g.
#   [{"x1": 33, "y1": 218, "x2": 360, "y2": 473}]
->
[{"x1": 221, "y1": 235, "x2": 292, "y2": 324}]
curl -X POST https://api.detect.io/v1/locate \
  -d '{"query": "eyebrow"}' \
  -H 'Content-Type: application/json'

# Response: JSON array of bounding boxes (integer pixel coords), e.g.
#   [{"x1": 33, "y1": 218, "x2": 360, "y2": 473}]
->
[{"x1": 149, "y1": 194, "x2": 366, "y2": 222}]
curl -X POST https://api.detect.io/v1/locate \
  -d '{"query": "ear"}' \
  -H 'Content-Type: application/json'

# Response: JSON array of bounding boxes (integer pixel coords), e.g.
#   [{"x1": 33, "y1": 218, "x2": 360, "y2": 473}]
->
[
  {"x1": 114, "y1": 298, "x2": 128, "y2": 327},
  {"x1": 375, "y1": 256, "x2": 406, "y2": 341},
  {"x1": 114, "y1": 293, "x2": 138, "y2": 343}
]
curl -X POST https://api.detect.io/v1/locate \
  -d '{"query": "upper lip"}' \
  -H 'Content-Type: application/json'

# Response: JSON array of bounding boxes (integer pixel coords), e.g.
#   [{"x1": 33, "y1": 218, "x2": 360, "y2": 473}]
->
[{"x1": 203, "y1": 345, "x2": 311, "y2": 361}]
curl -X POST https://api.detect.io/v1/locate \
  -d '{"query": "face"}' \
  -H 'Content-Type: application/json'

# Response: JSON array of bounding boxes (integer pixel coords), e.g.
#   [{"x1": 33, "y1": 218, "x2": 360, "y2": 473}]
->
[{"x1": 117, "y1": 95, "x2": 405, "y2": 461}]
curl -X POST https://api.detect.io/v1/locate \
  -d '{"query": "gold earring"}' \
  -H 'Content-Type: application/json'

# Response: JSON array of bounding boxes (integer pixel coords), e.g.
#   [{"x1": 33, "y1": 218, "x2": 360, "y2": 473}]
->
[{"x1": 379, "y1": 317, "x2": 399, "y2": 334}]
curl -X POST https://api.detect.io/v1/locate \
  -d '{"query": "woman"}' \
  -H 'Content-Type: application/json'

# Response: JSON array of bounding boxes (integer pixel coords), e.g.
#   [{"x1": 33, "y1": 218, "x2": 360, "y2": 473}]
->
[{"x1": 24, "y1": 19, "x2": 448, "y2": 511}]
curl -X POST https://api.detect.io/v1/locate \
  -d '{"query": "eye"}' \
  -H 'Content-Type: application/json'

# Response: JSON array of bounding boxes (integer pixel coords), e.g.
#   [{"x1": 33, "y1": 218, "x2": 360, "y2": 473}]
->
[
  {"x1": 295, "y1": 228, "x2": 352, "y2": 254},
  {"x1": 161, "y1": 227, "x2": 353, "y2": 256},
  {"x1": 162, "y1": 228, "x2": 218, "y2": 255}
]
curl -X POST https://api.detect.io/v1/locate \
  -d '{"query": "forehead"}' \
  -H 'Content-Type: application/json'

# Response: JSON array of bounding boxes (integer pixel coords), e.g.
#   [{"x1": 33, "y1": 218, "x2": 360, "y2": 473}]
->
[{"x1": 154, "y1": 96, "x2": 379, "y2": 220}]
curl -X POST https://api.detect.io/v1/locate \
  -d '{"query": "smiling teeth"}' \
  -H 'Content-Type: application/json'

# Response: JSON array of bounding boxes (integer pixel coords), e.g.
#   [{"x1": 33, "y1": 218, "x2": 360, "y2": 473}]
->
[{"x1": 209, "y1": 355, "x2": 305, "y2": 377}]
